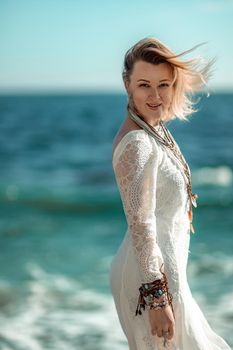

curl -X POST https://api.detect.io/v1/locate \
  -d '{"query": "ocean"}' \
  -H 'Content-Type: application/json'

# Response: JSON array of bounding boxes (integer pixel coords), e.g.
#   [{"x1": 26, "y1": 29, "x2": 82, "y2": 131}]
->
[{"x1": 0, "y1": 92, "x2": 232, "y2": 349}]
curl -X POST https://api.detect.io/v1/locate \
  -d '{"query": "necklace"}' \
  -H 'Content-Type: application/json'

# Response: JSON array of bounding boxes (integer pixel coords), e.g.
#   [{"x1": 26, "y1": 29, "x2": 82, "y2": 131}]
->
[{"x1": 127, "y1": 105, "x2": 198, "y2": 234}]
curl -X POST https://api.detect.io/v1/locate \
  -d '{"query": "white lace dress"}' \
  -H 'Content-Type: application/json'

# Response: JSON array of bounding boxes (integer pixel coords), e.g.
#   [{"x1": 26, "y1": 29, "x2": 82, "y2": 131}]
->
[{"x1": 109, "y1": 128, "x2": 232, "y2": 350}]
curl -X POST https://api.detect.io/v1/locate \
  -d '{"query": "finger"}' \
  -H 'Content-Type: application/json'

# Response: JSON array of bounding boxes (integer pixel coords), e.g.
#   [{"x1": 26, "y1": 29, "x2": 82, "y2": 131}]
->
[
  {"x1": 151, "y1": 329, "x2": 157, "y2": 336},
  {"x1": 162, "y1": 332, "x2": 169, "y2": 347},
  {"x1": 162, "y1": 329, "x2": 170, "y2": 339},
  {"x1": 167, "y1": 324, "x2": 175, "y2": 340},
  {"x1": 156, "y1": 329, "x2": 163, "y2": 338}
]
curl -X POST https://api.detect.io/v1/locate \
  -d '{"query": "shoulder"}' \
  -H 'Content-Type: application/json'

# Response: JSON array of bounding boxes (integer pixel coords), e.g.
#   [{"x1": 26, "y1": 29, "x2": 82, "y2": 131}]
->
[
  {"x1": 121, "y1": 129, "x2": 161, "y2": 153},
  {"x1": 112, "y1": 129, "x2": 161, "y2": 168},
  {"x1": 113, "y1": 130, "x2": 150, "y2": 157}
]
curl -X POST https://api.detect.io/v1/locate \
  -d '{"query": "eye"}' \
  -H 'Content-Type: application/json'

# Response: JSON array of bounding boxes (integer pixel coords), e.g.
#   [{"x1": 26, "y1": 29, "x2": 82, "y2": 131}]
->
[
  {"x1": 159, "y1": 83, "x2": 170, "y2": 88},
  {"x1": 139, "y1": 83, "x2": 150, "y2": 87}
]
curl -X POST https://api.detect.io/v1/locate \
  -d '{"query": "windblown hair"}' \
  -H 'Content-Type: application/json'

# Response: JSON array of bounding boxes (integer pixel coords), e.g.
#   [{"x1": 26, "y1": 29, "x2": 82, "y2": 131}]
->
[{"x1": 122, "y1": 37, "x2": 216, "y2": 121}]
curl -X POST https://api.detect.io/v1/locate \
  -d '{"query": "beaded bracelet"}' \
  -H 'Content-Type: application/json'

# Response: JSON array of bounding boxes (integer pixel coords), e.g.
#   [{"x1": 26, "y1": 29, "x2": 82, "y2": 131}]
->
[
  {"x1": 141, "y1": 286, "x2": 167, "y2": 305},
  {"x1": 135, "y1": 285, "x2": 171, "y2": 315},
  {"x1": 135, "y1": 264, "x2": 174, "y2": 316},
  {"x1": 149, "y1": 296, "x2": 170, "y2": 311}
]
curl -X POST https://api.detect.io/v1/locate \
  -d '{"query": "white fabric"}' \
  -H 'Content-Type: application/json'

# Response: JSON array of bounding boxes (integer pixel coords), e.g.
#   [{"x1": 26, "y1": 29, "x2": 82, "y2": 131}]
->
[{"x1": 110, "y1": 129, "x2": 232, "y2": 350}]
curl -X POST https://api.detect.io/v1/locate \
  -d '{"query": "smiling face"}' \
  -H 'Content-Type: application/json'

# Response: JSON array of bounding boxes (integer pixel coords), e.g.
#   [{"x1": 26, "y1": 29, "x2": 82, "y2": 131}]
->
[{"x1": 125, "y1": 60, "x2": 174, "y2": 126}]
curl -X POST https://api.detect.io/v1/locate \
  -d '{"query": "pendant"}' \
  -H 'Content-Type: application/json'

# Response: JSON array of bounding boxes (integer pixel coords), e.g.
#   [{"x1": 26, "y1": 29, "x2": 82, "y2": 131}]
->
[
  {"x1": 191, "y1": 193, "x2": 198, "y2": 208},
  {"x1": 190, "y1": 222, "x2": 195, "y2": 234},
  {"x1": 188, "y1": 209, "x2": 195, "y2": 234},
  {"x1": 188, "y1": 208, "x2": 193, "y2": 221}
]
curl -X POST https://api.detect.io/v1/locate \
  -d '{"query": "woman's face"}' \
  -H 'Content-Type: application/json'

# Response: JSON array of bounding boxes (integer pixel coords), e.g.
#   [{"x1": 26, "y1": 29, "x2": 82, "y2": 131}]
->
[{"x1": 125, "y1": 60, "x2": 174, "y2": 126}]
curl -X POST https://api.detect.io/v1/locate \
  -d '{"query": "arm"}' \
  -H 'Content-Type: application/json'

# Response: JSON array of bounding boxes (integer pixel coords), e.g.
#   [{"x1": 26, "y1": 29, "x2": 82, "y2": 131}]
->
[{"x1": 113, "y1": 134, "x2": 164, "y2": 284}]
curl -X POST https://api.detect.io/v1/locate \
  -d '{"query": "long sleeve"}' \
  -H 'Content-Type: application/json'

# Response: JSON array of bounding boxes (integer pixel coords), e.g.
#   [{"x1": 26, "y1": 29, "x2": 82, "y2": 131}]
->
[{"x1": 113, "y1": 133, "x2": 164, "y2": 284}]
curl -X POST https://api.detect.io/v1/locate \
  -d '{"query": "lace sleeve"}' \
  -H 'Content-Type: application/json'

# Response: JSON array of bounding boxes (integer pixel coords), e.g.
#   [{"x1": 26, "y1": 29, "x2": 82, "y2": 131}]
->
[{"x1": 113, "y1": 134, "x2": 164, "y2": 284}]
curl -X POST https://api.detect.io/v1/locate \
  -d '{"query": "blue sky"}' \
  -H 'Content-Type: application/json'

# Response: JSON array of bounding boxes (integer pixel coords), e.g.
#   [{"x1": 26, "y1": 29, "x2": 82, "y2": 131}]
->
[{"x1": 0, "y1": 0, "x2": 232, "y2": 93}]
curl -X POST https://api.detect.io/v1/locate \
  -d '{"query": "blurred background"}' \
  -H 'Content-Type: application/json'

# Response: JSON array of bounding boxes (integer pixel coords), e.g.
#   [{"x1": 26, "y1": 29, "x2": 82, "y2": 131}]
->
[{"x1": 0, "y1": 0, "x2": 233, "y2": 349}]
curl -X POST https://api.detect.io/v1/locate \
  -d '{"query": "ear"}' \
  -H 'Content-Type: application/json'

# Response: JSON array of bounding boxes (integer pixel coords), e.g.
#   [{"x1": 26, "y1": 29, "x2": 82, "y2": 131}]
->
[{"x1": 124, "y1": 79, "x2": 130, "y2": 94}]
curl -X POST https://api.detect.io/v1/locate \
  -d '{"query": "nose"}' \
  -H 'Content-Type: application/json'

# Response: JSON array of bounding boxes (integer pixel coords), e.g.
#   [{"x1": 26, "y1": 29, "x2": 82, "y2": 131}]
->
[{"x1": 149, "y1": 88, "x2": 160, "y2": 100}]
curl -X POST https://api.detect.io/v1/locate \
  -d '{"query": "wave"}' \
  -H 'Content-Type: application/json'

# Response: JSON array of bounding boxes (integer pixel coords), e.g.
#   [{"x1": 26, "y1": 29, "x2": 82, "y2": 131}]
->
[
  {"x1": 0, "y1": 179, "x2": 233, "y2": 214},
  {"x1": 193, "y1": 166, "x2": 233, "y2": 187},
  {"x1": 0, "y1": 263, "x2": 127, "y2": 350}
]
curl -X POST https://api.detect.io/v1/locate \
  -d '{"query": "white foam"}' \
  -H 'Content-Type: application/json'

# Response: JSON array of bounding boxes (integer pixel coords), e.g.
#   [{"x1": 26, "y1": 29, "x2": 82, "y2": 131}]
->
[
  {"x1": 188, "y1": 250, "x2": 233, "y2": 278},
  {"x1": 193, "y1": 166, "x2": 233, "y2": 186},
  {"x1": 0, "y1": 262, "x2": 127, "y2": 350}
]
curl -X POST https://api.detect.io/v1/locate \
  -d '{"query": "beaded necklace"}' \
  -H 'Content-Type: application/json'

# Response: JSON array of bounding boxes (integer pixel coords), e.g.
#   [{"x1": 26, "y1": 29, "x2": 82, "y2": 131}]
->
[{"x1": 127, "y1": 104, "x2": 198, "y2": 234}]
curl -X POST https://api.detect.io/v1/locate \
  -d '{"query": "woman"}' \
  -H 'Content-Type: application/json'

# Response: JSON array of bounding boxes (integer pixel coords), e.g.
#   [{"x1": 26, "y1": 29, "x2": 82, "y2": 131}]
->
[{"x1": 109, "y1": 37, "x2": 232, "y2": 349}]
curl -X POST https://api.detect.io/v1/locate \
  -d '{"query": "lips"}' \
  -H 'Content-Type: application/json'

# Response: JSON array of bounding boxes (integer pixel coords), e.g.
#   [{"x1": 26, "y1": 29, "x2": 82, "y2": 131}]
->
[{"x1": 147, "y1": 103, "x2": 162, "y2": 109}]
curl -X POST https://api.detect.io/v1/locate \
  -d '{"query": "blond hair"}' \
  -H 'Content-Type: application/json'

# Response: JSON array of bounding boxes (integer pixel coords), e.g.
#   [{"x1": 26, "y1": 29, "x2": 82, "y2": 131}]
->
[{"x1": 122, "y1": 37, "x2": 217, "y2": 122}]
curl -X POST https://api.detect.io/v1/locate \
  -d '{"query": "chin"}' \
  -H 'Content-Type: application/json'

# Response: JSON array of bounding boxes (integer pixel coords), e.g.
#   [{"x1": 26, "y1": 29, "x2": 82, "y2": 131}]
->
[{"x1": 146, "y1": 109, "x2": 162, "y2": 118}]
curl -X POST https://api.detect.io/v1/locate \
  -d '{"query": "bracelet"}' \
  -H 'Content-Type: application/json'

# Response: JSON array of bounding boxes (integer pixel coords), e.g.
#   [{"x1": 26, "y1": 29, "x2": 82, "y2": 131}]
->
[
  {"x1": 149, "y1": 296, "x2": 170, "y2": 311},
  {"x1": 135, "y1": 263, "x2": 174, "y2": 316},
  {"x1": 142, "y1": 286, "x2": 167, "y2": 305},
  {"x1": 150, "y1": 301, "x2": 167, "y2": 311}
]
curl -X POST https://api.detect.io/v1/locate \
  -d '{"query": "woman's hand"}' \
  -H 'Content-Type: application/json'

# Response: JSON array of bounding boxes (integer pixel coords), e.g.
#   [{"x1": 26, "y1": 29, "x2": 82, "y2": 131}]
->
[{"x1": 149, "y1": 304, "x2": 175, "y2": 342}]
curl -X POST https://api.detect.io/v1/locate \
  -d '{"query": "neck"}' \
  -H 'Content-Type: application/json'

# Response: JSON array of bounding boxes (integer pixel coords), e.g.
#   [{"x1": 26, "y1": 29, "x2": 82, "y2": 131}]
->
[
  {"x1": 127, "y1": 106, "x2": 162, "y2": 129},
  {"x1": 147, "y1": 119, "x2": 161, "y2": 127}
]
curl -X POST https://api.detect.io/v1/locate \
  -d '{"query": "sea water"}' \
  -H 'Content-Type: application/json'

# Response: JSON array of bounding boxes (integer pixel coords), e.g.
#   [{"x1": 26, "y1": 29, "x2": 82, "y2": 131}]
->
[{"x1": 0, "y1": 92, "x2": 232, "y2": 349}]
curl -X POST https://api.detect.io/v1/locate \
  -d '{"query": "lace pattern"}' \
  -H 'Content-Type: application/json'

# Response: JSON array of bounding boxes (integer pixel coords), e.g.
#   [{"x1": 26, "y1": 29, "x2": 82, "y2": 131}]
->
[{"x1": 113, "y1": 133, "x2": 164, "y2": 283}]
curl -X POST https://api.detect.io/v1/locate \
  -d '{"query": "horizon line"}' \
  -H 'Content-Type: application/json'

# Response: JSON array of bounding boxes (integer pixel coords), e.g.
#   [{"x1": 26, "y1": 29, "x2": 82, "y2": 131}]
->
[{"x1": 0, "y1": 87, "x2": 232, "y2": 95}]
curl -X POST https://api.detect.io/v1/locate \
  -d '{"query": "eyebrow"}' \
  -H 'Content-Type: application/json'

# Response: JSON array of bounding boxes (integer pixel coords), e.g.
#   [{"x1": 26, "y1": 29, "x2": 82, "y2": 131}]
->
[{"x1": 137, "y1": 79, "x2": 171, "y2": 82}]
